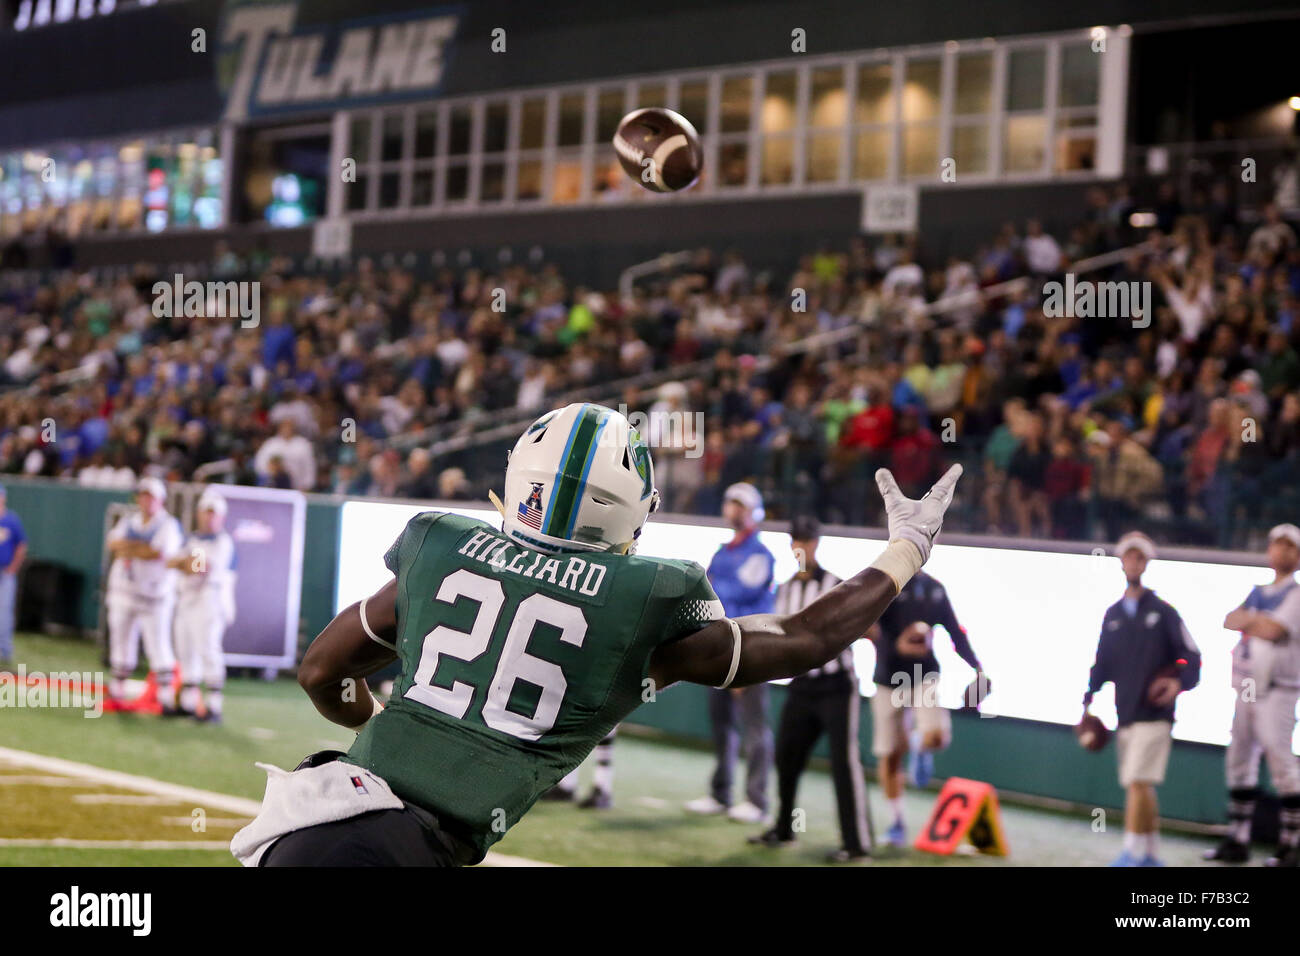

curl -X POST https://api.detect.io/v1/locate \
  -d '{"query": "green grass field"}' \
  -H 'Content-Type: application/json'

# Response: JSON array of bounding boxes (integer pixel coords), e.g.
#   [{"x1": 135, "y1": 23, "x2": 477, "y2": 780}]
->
[{"x1": 0, "y1": 632, "x2": 1223, "y2": 867}]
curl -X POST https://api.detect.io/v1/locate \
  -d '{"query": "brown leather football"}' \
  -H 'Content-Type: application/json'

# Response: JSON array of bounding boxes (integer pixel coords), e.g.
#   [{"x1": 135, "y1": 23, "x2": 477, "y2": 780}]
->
[
  {"x1": 1075, "y1": 713, "x2": 1111, "y2": 752},
  {"x1": 1147, "y1": 663, "x2": 1181, "y2": 705},
  {"x1": 613, "y1": 108, "x2": 703, "y2": 193}
]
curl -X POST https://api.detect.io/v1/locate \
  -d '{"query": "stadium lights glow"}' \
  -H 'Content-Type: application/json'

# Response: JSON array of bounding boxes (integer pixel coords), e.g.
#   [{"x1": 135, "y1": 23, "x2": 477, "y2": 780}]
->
[{"x1": 1288, "y1": 96, "x2": 1300, "y2": 112}]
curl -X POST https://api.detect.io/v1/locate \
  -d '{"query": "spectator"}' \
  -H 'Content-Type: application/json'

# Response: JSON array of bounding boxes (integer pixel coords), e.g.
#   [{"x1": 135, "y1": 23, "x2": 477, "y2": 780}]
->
[
  {"x1": 253, "y1": 419, "x2": 316, "y2": 491},
  {"x1": 0, "y1": 485, "x2": 27, "y2": 668}
]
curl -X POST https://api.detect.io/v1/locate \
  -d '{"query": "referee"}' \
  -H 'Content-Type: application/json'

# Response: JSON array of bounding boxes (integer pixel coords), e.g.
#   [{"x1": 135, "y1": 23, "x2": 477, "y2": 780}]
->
[{"x1": 749, "y1": 516, "x2": 873, "y2": 863}]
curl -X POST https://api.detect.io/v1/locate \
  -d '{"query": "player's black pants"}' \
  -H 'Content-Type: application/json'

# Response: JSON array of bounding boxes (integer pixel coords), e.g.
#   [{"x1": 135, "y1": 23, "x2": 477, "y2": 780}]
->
[
  {"x1": 261, "y1": 804, "x2": 476, "y2": 867},
  {"x1": 773, "y1": 673, "x2": 873, "y2": 854}
]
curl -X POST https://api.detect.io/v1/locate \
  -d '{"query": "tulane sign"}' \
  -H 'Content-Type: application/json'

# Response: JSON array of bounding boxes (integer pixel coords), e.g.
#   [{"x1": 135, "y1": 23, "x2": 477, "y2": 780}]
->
[{"x1": 219, "y1": 2, "x2": 461, "y2": 121}]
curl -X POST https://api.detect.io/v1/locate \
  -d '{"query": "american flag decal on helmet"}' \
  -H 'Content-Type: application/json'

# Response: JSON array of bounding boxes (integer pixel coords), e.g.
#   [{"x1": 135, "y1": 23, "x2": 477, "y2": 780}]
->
[{"x1": 518, "y1": 482, "x2": 545, "y2": 530}]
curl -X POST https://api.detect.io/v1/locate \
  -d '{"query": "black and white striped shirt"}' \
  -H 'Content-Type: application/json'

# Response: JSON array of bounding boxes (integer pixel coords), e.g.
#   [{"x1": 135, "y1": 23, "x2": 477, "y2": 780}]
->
[{"x1": 775, "y1": 566, "x2": 854, "y2": 681}]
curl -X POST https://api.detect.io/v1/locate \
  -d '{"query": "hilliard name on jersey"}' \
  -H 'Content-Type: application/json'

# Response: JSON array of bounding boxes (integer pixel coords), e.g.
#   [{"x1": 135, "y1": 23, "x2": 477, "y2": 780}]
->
[{"x1": 458, "y1": 529, "x2": 609, "y2": 601}]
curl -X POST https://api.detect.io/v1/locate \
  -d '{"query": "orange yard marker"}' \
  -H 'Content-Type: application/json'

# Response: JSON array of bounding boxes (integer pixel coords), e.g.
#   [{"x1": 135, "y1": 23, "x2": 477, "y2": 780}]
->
[{"x1": 913, "y1": 777, "x2": 1009, "y2": 856}]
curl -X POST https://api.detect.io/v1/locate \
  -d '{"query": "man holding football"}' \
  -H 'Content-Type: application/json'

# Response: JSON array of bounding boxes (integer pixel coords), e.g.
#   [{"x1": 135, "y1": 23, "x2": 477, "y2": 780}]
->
[
  {"x1": 104, "y1": 477, "x2": 184, "y2": 708},
  {"x1": 1082, "y1": 531, "x2": 1202, "y2": 867},
  {"x1": 233, "y1": 403, "x2": 963, "y2": 866},
  {"x1": 869, "y1": 567, "x2": 986, "y2": 847}
]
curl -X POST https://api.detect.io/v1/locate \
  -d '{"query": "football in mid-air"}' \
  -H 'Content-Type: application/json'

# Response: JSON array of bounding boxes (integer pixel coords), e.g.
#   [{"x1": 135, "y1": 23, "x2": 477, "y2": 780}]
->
[{"x1": 613, "y1": 107, "x2": 703, "y2": 193}]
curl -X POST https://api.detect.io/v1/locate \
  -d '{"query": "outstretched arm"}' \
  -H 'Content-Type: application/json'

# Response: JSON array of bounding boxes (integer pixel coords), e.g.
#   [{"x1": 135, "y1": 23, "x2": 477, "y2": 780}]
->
[{"x1": 649, "y1": 465, "x2": 962, "y2": 689}]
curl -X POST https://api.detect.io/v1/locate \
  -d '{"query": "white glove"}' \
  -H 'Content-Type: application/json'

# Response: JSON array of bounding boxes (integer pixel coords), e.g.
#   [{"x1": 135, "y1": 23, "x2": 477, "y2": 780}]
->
[{"x1": 875, "y1": 464, "x2": 963, "y2": 563}]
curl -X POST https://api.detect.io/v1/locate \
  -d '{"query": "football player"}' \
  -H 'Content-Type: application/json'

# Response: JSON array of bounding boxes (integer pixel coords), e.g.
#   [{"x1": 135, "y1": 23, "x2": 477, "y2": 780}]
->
[
  {"x1": 168, "y1": 491, "x2": 237, "y2": 723},
  {"x1": 232, "y1": 403, "x2": 962, "y2": 866},
  {"x1": 104, "y1": 477, "x2": 184, "y2": 708},
  {"x1": 1206, "y1": 523, "x2": 1300, "y2": 867}
]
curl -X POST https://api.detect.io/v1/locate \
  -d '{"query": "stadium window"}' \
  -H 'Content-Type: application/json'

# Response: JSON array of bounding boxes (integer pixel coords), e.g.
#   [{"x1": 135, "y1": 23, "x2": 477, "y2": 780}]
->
[
  {"x1": 551, "y1": 157, "x2": 583, "y2": 203},
  {"x1": 116, "y1": 141, "x2": 145, "y2": 231},
  {"x1": 411, "y1": 167, "x2": 435, "y2": 207},
  {"x1": 515, "y1": 97, "x2": 547, "y2": 203},
  {"x1": 445, "y1": 163, "x2": 469, "y2": 202},
  {"x1": 381, "y1": 113, "x2": 404, "y2": 163},
  {"x1": 855, "y1": 61, "x2": 894, "y2": 124},
  {"x1": 902, "y1": 58, "x2": 941, "y2": 122},
  {"x1": 952, "y1": 124, "x2": 991, "y2": 175},
  {"x1": 1054, "y1": 113, "x2": 1098, "y2": 172},
  {"x1": 414, "y1": 110, "x2": 438, "y2": 159},
  {"x1": 519, "y1": 97, "x2": 546, "y2": 151},
  {"x1": 1058, "y1": 42, "x2": 1100, "y2": 108},
  {"x1": 378, "y1": 170, "x2": 402, "y2": 209},
  {"x1": 482, "y1": 160, "x2": 506, "y2": 202},
  {"x1": 517, "y1": 159, "x2": 543, "y2": 201},
  {"x1": 852, "y1": 127, "x2": 891, "y2": 180},
  {"x1": 954, "y1": 52, "x2": 993, "y2": 115},
  {"x1": 762, "y1": 135, "x2": 794, "y2": 185},
  {"x1": 718, "y1": 142, "x2": 749, "y2": 187},
  {"x1": 347, "y1": 174, "x2": 370, "y2": 211},
  {"x1": 484, "y1": 101, "x2": 510, "y2": 153},
  {"x1": 596, "y1": 88, "x2": 626, "y2": 143},
  {"x1": 449, "y1": 105, "x2": 473, "y2": 156},
  {"x1": 1005, "y1": 47, "x2": 1046, "y2": 112},
  {"x1": 679, "y1": 79, "x2": 709, "y2": 132},
  {"x1": 557, "y1": 93, "x2": 585, "y2": 148},
  {"x1": 900, "y1": 58, "x2": 940, "y2": 177},
  {"x1": 1003, "y1": 114, "x2": 1047, "y2": 173},
  {"x1": 593, "y1": 87, "x2": 627, "y2": 196},
  {"x1": 805, "y1": 65, "x2": 846, "y2": 183},
  {"x1": 91, "y1": 149, "x2": 117, "y2": 231},
  {"x1": 951, "y1": 51, "x2": 993, "y2": 175},
  {"x1": 761, "y1": 70, "x2": 797, "y2": 185},
  {"x1": 718, "y1": 74, "x2": 753, "y2": 187},
  {"x1": 903, "y1": 123, "x2": 939, "y2": 177},
  {"x1": 851, "y1": 61, "x2": 894, "y2": 181},
  {"x1": 636, "y1": 82, "x2": 667, "y2": 111},
  {"x1": 1002, "y1": 46, "x2": 1048, "y2": 174},
  {"x1": 349, "y1": 117, "x2": 371, "y2": 164},
  {"x1": 720, "y1": 75, "x2": 753, "y2": 134},
  {"x1": 553, "y1": 91, "x2": 587, "y2": 201}
]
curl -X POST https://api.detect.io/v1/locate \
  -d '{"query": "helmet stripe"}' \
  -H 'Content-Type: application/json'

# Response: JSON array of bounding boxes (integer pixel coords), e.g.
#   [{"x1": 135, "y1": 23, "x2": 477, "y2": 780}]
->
[{"x1": 543, "y1": 404, "x2": 607, "y2": 540}]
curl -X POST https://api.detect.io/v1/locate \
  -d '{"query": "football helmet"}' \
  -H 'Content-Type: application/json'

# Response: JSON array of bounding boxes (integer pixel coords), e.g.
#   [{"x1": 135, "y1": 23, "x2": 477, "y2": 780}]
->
[{"x1": 499, "y1": 403, "x2": 660, "y2": 554}]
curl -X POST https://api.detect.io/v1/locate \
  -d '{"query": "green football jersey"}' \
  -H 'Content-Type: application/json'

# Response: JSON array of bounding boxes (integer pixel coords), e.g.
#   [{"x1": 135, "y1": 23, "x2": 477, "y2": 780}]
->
[{"x1": 346, "y1": 511, "x2": 724, "y2": 862}]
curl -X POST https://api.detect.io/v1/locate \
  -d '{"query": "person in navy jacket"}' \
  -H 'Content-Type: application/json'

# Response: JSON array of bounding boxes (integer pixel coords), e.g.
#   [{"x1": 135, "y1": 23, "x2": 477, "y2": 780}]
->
[
  {"x1": 1083, "y1": 531, "x2": 1201, "y2": 867},
  {"x1": 685, "y1": 483, "x2": 776, "y2": 824}
]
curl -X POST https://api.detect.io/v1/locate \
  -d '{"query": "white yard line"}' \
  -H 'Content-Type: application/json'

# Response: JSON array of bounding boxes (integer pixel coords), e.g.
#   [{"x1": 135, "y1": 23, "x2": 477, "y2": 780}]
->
[
  {"x1": 0, "y1": 839, "x2": 232, "y2": 850},
  {"x1": 0, "y1": 746, "x2": 554, "y2": 866}
]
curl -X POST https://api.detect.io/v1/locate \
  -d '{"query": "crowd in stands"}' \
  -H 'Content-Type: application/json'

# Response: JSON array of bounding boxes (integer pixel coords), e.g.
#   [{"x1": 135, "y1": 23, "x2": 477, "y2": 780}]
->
[{"x1": 1, "y1": 176, "x2": 1298, "y2": 549}]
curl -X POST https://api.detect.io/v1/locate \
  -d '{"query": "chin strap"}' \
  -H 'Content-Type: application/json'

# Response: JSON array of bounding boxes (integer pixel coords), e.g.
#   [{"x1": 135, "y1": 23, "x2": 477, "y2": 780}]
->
[{"x1": 488, "y1": 489, "x2": 507, "y2": 517}]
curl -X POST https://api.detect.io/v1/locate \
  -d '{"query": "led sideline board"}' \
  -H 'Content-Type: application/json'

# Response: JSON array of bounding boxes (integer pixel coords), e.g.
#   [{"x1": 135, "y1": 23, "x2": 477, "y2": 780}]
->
[{"x1": 335, "y1": 500, "x2": 1292, "y2": 752}]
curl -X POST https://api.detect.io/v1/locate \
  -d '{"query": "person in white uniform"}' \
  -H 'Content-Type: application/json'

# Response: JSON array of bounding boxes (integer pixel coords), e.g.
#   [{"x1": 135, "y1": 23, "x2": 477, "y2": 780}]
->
[
  {"x1": 105, "y1": 476, "x2": 184, "y2": 706},
  {"x1": 1206, "y1": 523, "x2": 1300, "y2": 867},
  {"x1": 169, "y1": 491, "x2": 237, "y2": 723}
]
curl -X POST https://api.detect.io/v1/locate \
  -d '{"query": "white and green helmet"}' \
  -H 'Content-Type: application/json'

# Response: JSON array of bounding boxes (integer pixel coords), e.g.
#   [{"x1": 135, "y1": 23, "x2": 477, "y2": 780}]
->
[{"x1": 501, "y1": 403, "x2": 660, "y2": 554}]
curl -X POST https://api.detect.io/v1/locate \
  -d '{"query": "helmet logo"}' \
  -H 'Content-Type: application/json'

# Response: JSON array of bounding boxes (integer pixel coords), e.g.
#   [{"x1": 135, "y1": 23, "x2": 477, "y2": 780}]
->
[
  {"x1": 629, "y1": 430, "x2": 654, "y2": 500},
  {"x1": 518, "y1": 482, "x2": 545, "y2": 530}
]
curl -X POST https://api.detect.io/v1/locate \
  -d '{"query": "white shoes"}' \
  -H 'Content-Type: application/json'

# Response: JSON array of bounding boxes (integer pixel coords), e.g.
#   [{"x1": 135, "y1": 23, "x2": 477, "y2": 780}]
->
[
  {"x1": 726, "y1": 801, "x2": 767, "y2": 824},
  {"x1": 684, "y1": 796, "x2": 728, "y2": 815}
]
